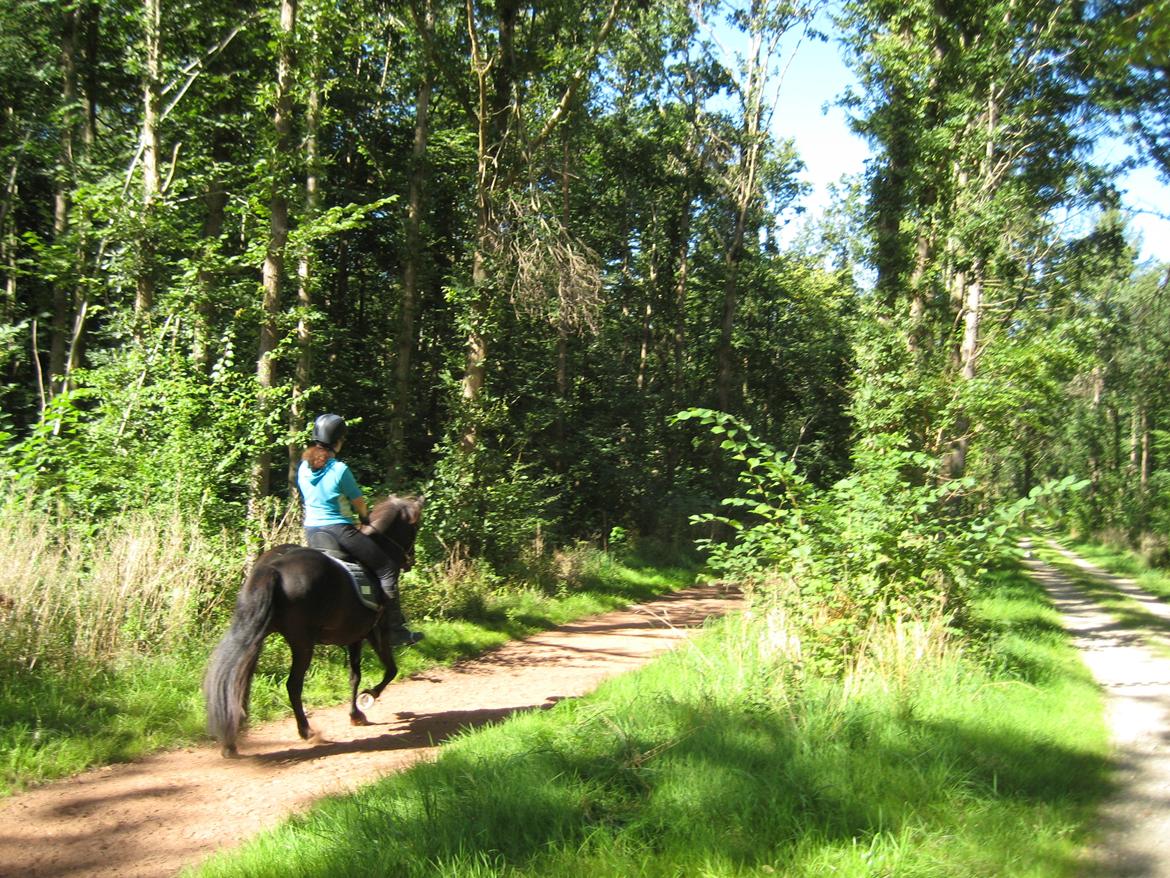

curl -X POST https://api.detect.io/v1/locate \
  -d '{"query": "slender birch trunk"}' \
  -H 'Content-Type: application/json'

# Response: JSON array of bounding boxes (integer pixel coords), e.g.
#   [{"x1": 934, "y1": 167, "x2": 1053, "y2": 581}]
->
[
  {"x1": 391, "y1": 2, "x2": 433, "y2": 479},
  {"x1": 49, "y1": 6, "x2": 78, "y2": 395},
  {"x1": 289, "y1": 27, "x2": 321, "y2": 493},
  {"x1": 135, "y1": 0, "x2": 161, "y2": 324}
]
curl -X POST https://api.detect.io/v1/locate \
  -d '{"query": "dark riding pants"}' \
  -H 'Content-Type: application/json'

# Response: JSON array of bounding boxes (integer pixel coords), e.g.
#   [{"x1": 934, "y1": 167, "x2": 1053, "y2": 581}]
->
[{"x1": 305, "y1": 524, "x2": 400, "y2": 600}]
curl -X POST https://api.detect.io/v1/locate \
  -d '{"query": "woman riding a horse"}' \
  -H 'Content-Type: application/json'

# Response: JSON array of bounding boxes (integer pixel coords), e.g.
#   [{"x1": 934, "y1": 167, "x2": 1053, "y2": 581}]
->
[
  {"x1": 298, "y1": 413, "x2": 423, "y2": 647},
  {"x1": 204, "y1": 433, "x2": 426, "y2": 756}
]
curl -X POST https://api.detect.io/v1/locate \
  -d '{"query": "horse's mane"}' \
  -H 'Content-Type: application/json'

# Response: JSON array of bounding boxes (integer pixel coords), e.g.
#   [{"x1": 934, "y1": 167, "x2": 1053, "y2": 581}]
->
[{"x1": 367, "y1": 494, "x2": 424, "y2": 534}]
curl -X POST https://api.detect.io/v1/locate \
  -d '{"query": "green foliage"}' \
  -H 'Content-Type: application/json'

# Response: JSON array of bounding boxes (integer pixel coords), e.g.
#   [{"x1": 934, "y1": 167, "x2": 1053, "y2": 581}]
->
[
  {"x1": 5, "y1": 328, "x2": 284, "y2": 527},
  {"x1": 418, "y1": 434, "x2": 559, "y2": 571},
  {"x1": 674, "y1": 407, "x2": 1087, "y2": 668}
]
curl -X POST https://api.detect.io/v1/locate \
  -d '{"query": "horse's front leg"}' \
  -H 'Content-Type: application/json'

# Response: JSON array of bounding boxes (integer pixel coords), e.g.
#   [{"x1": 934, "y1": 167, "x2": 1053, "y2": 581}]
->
[
  {"x1": 287, "y1": 640, "x2": 315, "y2": 740},
  {"x1": 347, "y1": 642, "x2": 371, "y2": 726},
  {"x1": 360, "y1": 619, "x2": 400, "y2": 705}
]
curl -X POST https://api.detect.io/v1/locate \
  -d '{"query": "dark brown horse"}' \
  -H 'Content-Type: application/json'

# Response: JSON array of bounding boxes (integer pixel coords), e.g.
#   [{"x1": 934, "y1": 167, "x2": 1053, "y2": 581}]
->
[{"x1": 203, "y1": 496, "x2": 423, "y2": 757}]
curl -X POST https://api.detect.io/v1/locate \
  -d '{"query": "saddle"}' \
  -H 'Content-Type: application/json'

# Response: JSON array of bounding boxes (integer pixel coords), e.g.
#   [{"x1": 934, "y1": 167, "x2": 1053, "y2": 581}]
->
[{"x1": 305, "y1": 531, "x2": 383, "y2": 612}]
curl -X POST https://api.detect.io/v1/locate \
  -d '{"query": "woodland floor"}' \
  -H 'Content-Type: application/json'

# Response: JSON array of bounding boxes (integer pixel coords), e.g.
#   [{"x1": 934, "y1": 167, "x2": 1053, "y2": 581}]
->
[
  {"x1": 1026, "y1": 542, "x2": 1170, "y2": 877},
  {"x1": 0, "y1": 583, "x2": 742, "y2": 878}
]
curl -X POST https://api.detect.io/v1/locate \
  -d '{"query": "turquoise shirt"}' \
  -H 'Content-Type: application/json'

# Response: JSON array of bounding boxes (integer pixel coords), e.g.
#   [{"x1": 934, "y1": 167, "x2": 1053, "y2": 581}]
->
[{"x1": 298, "y1": 458, "x2": 363, "y2": 526}]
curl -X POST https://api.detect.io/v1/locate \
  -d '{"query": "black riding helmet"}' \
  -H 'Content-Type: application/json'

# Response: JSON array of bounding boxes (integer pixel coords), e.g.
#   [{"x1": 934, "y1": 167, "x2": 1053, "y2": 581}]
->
[{"x1": 311, "y1": 413, "x2": 347, "y2": 450}]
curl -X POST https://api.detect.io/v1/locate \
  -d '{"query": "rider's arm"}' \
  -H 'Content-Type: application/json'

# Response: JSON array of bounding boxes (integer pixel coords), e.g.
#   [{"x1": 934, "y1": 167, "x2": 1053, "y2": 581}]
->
[{"x1": 351, "y1": 496, "x2": 370, "y2": 524}]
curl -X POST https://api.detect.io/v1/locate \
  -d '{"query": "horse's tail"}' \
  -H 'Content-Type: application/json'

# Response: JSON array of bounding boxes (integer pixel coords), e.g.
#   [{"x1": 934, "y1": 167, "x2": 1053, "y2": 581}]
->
[{"x1": 203, "y1": 562, "x2": 278, "y2": 757}]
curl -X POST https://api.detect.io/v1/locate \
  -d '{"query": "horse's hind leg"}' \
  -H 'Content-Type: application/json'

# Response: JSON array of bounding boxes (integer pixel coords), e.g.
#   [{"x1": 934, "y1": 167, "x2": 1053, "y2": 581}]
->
[
  {"x1": 286, "y1": 640, "x2": 316, "y2": 740},
  {"x1": 347, "y1": 642, "x2": 370, "y2": 726}
]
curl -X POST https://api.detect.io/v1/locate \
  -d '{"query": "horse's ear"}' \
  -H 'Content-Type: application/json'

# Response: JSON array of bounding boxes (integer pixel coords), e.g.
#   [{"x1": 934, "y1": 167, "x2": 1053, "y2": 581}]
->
[
  {"x1": 403, "y1": 496, "x2": 423, "y2": 525},
  {"x1": 409, "y1": 498, "x2": 428, "y2": 526}
]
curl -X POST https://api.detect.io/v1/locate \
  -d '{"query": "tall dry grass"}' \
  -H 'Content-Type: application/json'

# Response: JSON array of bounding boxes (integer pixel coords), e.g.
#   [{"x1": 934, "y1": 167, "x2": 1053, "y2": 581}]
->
[
  {"x1": 0, "y1": 504, "x2": 244, "y2": 670},
  {"x1": 741, "y1": 574, "x2": 957, "y2": 714}
]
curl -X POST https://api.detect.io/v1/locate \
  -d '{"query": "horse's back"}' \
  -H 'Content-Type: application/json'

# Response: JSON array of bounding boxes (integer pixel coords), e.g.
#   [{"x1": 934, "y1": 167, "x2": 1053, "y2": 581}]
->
[{"x1": 261, "y1": 545, "x2": 374, "y2": 644}]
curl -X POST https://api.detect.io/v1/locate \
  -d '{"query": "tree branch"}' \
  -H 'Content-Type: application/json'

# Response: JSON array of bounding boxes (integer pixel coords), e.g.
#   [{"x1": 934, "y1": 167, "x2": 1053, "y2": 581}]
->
[{"x1": 499, "y1": 0, "x2": 624, "y2": 191}]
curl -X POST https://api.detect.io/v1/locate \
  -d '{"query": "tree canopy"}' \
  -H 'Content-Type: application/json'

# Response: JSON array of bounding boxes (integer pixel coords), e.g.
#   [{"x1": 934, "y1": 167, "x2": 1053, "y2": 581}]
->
[{"x1": 1, "y1": 0, "x2": 1166, "y2": 571}]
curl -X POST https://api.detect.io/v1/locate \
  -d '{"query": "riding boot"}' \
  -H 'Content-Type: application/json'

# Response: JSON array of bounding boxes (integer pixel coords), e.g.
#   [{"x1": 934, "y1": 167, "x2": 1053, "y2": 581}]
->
[{"x1": 378, "y1": 578, "x2": 424, "y2": 646}]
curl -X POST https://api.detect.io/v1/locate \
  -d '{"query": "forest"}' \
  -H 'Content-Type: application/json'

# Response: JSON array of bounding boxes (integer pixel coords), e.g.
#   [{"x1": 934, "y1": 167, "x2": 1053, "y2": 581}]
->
[{"x1": 1, "y1": 0, "x2": 1169, "y2": 785}]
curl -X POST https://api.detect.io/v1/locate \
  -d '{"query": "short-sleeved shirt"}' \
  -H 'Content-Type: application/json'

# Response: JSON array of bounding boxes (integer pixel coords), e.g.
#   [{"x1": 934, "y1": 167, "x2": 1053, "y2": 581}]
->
[{"x1": 298, "y1": 458, "x2": 363, "y2": 527}]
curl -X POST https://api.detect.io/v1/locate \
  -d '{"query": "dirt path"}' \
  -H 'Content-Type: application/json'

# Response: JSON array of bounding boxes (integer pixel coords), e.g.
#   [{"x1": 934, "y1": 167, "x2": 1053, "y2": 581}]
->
[
  {"x1": 0, "y1": 583, "x2": 742, "y2": 878},
  {"x1": 1024, "y1": 544, "x2": 1170, "y2": 877}
]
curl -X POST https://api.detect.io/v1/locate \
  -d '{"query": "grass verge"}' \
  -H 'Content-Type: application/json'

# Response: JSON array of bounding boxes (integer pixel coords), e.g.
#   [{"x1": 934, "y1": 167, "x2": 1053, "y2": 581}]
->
[
  {"x1": 1057, "y1": 537, "x2": 1170, "y2": 602},
  {"x1": 1, "y1": 548, "x2": 695, "y2": 797},
  {"x1": 189, "y1": 564, "x2": 1109, "y2": 878}
]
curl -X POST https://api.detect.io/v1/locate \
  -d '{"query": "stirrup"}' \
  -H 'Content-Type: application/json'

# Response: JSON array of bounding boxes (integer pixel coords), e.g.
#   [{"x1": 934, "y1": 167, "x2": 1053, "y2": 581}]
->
[{"x1": 386, "y1": 625, "x2": 425, "y2": 647}]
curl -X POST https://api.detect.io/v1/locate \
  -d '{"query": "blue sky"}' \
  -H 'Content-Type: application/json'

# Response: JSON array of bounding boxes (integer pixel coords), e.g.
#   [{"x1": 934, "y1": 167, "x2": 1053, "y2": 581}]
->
[{"x1": 763, "y1": 18, "x2": 1170, "y2": 265}]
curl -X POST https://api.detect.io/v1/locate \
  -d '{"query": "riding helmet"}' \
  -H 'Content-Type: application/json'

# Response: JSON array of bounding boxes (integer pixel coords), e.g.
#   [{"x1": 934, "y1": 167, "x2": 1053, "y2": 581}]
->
[{"x1": 311, "y1": 413, "x2": 347, "y2": 449}]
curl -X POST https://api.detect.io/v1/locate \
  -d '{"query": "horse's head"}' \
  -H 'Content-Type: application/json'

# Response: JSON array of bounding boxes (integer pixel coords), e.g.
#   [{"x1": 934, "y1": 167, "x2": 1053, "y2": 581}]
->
[{"x1": 362, "y1": 495, "x2": 424, "y2": 572}]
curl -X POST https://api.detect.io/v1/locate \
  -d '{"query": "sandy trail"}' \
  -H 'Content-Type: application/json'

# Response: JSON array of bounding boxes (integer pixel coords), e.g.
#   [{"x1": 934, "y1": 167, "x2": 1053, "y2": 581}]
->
[
  {"x1": 0, "y1": 583, "x2": 742, "y2": 878},
  {"x1": 1024, "y1": 544, "x2": 1170, "y2": 877}
]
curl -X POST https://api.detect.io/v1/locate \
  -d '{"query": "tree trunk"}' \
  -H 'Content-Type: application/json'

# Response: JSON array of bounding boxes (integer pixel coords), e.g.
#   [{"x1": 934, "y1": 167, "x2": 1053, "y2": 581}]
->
[
  {"x1": 250, "y1": 0, "x2": 297, "y2": 519},
  {"x1": 1, "y1": 111, "x2": 20, "y2": 324},
  {"x1": 907, "y1": 230, "x2": 932, "y2": 355},
  {"x1": 391, "y1": 6, "x2": 433, "y2": 479},
  {"x1": 637, "y1": 297, "x2": 652, "y2": 393},
  {"x1": 461, "y1": 0, "x2": 494, "y2": 453},
  {"x1": 81, "y1": 0, "x2": 99, "y2": 150},
  {"x1": 555, "y1": 134, "x2": 572, "y2": 447},
  {"x1": 49, "y1": 5, "x2": 78, "y2": 395},
  {"x1": 942, "y1": 262, "x2": 983, "y2": 480},
  {"x1": 458, "y1": 0, "x2": 622, "y2": 451},
  {"x1": 672, "y1": 189, "x2": 693, "y2": 406},
  {"x1": 289, "y1": 31, "x2": 322, "y2": 493},
  {"x1": 1140, "y1": 409, "x2": 1152, "y2": 490},
  {"x1": 193, "y1": 173, "x2": 227, "y2": 371},
  {"x1": 135, "y1": 0, "x2": 161, "y2": 324},
  {"x1": 715, "y1": 18, "x2": 767, "y2": 414}
]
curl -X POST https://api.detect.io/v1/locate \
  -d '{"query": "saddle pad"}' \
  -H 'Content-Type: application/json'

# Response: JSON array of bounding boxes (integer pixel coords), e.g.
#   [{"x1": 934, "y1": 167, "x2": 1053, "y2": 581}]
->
[{"x1": 325, "y1": 555, "x2": 382, "y2": 612}]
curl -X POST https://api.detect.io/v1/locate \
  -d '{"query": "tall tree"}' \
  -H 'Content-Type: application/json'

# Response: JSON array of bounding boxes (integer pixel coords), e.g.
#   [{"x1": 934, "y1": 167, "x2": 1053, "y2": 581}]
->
[
  {"x1": 457, "y1": 0, "x2": 623, "y2": 450},
  {"x1": 250, "y1": 0, "x2": 298, "y2": 519}
]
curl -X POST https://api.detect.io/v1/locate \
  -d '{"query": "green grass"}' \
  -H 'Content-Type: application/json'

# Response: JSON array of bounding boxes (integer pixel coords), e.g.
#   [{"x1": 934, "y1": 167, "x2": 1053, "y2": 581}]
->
[
  {"x1": 0, "y1": 549, "x2": 695, "y2": 797},
  {"x1": 189, "y1": 564, "x2": 1109, "y2": 878}
]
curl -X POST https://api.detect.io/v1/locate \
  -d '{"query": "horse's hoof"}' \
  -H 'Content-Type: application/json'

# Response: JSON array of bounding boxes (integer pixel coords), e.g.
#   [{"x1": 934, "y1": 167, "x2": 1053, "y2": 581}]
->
[
  {"x1": 350, "y1": 713, "x2": 371, "y2": 727},
  {"x1": 298, "y1": 727, "x2": 313, "y2": 741},
  {"x1": 221, "y1": 744, "x2": 240, "y2": 759},
  {"x1": 357, "y1": 691, "x2": 376, "y2": 711}
]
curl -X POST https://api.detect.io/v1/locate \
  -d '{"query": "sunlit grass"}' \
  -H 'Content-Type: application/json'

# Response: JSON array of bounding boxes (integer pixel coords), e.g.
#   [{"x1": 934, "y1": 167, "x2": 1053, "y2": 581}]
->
[{"x1": 190, "y1": 565, "x2": 1108, "y2": 878}]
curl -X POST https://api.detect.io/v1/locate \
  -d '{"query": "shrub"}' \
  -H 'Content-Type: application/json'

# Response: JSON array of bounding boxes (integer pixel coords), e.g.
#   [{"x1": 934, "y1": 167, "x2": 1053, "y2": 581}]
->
[{"x1": 673, "y1": 408, "x2": 1085, "y2": 672}]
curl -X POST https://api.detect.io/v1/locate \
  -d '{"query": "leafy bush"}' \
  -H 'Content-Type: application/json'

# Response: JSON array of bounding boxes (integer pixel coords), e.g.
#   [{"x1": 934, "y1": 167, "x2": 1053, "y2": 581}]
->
[
  {"x1": 674, "y1": 408, "x2": 1085, "y2": 671},
  {"x1": 418, "y1": 435, "x2": 558, "y2": 571},
  {"x1": 5, "y1": 328, "x2": 283, "y2": 530}
]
